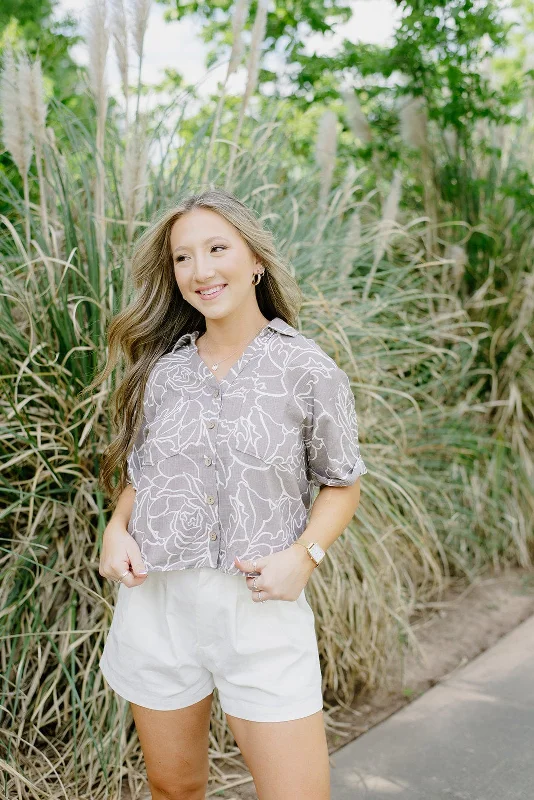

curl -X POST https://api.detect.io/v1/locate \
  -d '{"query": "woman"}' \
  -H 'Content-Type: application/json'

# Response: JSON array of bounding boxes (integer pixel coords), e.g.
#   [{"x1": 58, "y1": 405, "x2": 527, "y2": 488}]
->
[{"x1": 95, "y1": 188, "x2": 367, "y2": 800}]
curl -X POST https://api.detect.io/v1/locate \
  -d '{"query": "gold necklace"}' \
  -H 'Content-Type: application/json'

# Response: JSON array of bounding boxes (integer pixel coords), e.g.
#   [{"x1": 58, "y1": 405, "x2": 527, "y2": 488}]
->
[{"x1": 201, "y1": 322, "x2": 268, "y2": 372}]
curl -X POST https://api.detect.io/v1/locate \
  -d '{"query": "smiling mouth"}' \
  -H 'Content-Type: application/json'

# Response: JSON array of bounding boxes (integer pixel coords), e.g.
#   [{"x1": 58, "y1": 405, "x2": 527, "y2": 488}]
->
[{"x1": 195, "y1": 284, "x2": 227, "y2": 299}]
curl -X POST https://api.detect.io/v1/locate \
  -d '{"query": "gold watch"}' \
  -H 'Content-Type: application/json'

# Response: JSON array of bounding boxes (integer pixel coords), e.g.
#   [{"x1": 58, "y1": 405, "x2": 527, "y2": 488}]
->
[{"x1": 294, "y1": 539, "x2": 325, "y2": 567}]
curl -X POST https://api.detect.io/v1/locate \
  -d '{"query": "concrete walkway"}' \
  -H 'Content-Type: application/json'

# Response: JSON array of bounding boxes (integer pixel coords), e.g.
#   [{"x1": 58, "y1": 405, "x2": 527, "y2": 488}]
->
[{"x1": 330, "y1": 613, "x2": 534, "y2": 799}]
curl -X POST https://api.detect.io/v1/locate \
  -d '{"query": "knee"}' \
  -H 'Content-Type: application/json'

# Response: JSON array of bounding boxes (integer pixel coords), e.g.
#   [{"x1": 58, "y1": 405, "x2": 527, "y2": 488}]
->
[{"x1": 148, "y1": 775, "x2": 208, "y2": 800}]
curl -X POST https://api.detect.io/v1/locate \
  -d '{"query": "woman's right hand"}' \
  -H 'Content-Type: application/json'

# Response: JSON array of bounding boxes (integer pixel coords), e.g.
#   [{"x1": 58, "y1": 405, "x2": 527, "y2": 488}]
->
[{"x1": 99, "y1": 522, "x2": 149, "y2": 588}]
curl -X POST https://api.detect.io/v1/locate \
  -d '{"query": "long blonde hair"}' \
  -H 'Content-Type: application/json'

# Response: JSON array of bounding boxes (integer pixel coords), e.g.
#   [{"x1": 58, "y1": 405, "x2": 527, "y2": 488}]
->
[{"x1": 87, "y1": 188, "x2": 303, "y2": 508}]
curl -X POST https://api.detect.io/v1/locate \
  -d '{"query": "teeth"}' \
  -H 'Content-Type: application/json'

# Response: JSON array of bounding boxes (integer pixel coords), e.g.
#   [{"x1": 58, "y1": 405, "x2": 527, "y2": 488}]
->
[{"x1": 199, "y1": 285, "x2": 225, "y2": 295}]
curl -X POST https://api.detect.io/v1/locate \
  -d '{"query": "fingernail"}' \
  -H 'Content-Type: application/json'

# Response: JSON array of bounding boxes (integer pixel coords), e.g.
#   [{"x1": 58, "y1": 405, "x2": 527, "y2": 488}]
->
[{"x1": 138, "y1": 570, "x2": 148, "y2": 575}]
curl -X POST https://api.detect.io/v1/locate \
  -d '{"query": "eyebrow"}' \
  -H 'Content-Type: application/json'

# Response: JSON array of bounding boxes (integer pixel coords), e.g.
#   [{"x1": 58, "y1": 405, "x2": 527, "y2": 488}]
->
[{"x1": 172, "y1": 236, "x2": 229, "y2": 255}]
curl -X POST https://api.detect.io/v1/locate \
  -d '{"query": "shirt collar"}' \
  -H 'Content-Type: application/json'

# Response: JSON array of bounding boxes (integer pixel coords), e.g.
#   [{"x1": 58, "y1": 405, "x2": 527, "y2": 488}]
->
[
  {"x1": 265, "y1": 316, "x2": 298, "y2": 337},
  {"x1": 171, "y1": 316, "x2": 298, "y2": 352}
]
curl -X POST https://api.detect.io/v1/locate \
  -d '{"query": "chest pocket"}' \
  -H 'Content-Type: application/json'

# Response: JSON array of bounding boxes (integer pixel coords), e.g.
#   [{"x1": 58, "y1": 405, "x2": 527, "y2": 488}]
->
[
  {"x1": 234, "y1": 390, "x2": 303, "y2": 468},
  {"x1": 140, "y1": 391, "x2": 189, "y2": 465}
]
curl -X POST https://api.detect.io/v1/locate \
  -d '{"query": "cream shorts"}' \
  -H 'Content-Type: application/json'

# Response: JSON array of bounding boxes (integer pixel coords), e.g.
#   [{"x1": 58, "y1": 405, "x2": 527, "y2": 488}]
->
[{"x1": 99, "y1": 566, "x2": 324, "y2": 722}]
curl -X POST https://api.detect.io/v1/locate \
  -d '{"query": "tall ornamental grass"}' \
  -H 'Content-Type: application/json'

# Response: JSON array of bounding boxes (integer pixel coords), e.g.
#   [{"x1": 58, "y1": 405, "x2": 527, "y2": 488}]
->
[{"x1": 1, "y1": 19, "x2": 532, "y2": 800}]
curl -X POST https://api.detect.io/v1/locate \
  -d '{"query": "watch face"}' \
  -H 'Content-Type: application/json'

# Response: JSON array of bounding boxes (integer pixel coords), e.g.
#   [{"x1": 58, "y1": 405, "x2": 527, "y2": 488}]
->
[{"x1": 309, "y1": 543, "x2": 325, "y2": 563}]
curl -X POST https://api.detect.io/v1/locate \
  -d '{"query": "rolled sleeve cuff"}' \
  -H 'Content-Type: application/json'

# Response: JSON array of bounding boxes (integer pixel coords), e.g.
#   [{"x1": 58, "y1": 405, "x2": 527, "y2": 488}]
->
[{"x1": 310, "y1": 455, "x2": 368, "y2": 487}]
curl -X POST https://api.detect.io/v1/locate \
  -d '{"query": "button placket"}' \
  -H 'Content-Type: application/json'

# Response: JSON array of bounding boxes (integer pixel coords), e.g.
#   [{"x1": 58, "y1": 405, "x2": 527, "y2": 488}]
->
[
  {"x1": 203, "y1": 379, "x2": 222, "y2": 552},
  {"x1": 197, "y1": 333, "x2": 274, "y2": 563}
]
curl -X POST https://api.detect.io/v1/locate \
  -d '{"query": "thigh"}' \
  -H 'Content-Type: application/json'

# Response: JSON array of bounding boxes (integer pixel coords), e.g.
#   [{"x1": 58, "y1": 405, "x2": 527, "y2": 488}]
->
[
  {"x1": 131, "y1": 692, "x2": 214, "y2": 798},
  {"x1": 225, "y1": 709, "x2": 330, "y2": 800}
]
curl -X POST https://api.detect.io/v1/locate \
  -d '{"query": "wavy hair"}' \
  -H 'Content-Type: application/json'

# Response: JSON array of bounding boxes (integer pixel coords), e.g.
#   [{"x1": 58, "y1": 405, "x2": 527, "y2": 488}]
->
[{"x1": 86, "y1": 188, "x2": 304, "y2": 508}]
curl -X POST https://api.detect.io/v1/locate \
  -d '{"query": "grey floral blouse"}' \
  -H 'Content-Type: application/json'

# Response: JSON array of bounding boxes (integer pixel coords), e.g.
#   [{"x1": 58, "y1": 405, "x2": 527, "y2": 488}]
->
[{"x1": 126, "y1": 316, "x2": 367, "y2": 575}]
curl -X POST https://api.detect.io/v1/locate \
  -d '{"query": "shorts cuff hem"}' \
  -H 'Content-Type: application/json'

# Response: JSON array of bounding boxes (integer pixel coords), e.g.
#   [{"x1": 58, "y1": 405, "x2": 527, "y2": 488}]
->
[
  {"x1": 99, "y1": 654, "x2": 215, "y2": 711},
  {"x1": 220, "y1": 691, "x2": 324, "y2": 722}
]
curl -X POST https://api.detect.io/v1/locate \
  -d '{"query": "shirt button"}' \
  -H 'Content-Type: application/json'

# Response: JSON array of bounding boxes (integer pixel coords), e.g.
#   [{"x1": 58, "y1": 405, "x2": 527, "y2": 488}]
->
[
  {"x1": 213, "y1": 388, "x2": 220, "y2": 397},
  {"x1": 204, "y1": 456, "x2": 212, "y2": 466},
  {"x1": 206, "y1": 495, "x2": 215, "y2": 504},
  {"x1": 210, "y1": 532, "x2": 218, "y2": 540},
  {"x1": 207, "y1": 420, "x2": 216, "y2": 429}
]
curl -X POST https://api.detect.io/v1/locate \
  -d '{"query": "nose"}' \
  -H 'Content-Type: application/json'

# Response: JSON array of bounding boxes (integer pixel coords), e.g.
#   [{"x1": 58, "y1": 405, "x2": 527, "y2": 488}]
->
[{"x1": 192, "y1": 258, "x2": 216, "y2": 283}]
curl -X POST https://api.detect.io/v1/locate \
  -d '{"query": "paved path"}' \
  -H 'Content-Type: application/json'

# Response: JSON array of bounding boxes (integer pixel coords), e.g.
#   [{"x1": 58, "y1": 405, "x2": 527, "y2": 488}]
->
[{"x1": 330, "y1": 613, "x2": 534, "y2": 799}]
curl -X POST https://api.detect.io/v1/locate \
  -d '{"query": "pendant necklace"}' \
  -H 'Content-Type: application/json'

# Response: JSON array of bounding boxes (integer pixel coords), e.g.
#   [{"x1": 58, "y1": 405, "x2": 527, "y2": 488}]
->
[{"x1": 201, "y1": 322, "x2": 268, "y2": 372}]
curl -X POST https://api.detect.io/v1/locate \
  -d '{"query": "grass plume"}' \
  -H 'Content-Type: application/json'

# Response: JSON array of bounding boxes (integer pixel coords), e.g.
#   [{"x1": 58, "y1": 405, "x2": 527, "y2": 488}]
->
[{"x1": 0, "y1": 45, "x2": 33, "y2": 248}]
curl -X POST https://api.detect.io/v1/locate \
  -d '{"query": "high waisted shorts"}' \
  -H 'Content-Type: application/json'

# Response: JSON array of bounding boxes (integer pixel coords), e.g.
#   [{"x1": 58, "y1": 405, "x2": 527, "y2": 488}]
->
[{"x1": 99, "y1": 566, "x2": 324, "y2": 722}]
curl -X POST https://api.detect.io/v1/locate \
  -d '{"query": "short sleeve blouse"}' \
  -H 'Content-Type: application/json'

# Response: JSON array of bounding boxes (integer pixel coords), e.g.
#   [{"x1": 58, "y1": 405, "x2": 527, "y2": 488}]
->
[{"x1": 126, "y1": 316, "x2": 367, "y2": 574}]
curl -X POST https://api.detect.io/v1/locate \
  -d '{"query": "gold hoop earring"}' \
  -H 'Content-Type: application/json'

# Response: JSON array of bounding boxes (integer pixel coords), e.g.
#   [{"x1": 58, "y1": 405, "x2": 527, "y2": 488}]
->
[{"x1": 252, "y1": 271, "x2": 264, "y2": 285}]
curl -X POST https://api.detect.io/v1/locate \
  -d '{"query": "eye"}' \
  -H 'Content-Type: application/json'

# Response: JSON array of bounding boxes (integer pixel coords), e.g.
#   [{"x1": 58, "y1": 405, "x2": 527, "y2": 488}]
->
[{"x1": 174, "y1": 245, "x2": 227, "y2": 263}]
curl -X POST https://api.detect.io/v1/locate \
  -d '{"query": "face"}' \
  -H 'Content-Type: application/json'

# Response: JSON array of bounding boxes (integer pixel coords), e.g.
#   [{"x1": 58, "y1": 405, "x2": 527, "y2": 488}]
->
[{"x1": 169, "y1": 208, "x2": 263, "y2": 320}]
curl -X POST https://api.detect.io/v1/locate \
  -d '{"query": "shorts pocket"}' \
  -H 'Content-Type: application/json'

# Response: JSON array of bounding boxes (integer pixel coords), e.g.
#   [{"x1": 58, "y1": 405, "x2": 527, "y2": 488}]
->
[
  {"x1": 104, "y1": 584, "x2": 133, "y2": 652},
  {"x1": 296, "y1": 588, "x2": 315, "y2": 619},
  {"x1": 114, "y1": 581, "x2": 133, "y2": 627}
]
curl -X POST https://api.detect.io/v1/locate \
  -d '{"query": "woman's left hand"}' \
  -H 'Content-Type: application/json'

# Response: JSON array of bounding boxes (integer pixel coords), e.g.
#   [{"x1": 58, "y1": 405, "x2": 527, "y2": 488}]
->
[{"x1": 234, "y1": 544, "x2": 316, "y2": 603}]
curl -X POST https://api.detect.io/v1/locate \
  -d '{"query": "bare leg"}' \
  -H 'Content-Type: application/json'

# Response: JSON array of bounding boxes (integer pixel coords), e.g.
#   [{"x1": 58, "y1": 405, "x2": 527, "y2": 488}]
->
[
  {"x1": 130, "y1": 692, "x2": 214, "y2": 800},
  {"x1": 225, "y1": 709, "x2": 330, "y2": 800}
]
